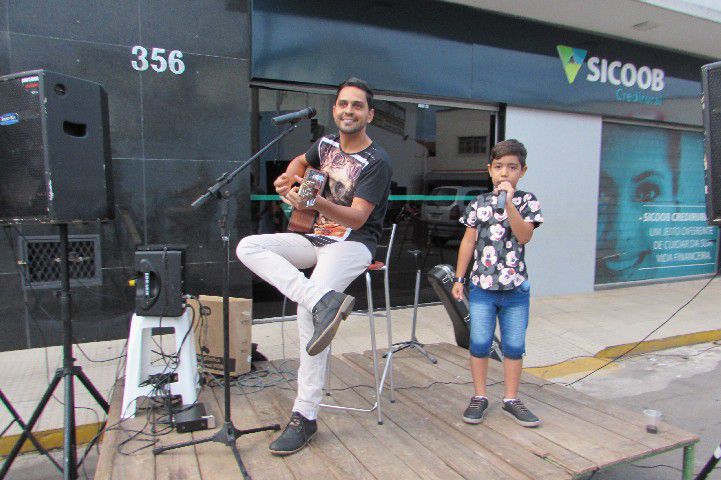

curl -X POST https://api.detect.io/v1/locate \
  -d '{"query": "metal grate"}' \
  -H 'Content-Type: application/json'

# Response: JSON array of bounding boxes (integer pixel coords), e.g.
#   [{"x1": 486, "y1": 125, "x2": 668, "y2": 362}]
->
[{"x1": 19, "y1": 235, "x2": 102, "y2": 289}]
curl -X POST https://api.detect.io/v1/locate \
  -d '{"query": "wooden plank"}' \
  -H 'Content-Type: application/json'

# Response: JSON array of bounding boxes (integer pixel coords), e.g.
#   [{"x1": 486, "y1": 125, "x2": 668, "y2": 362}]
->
[
  {"x1": 414, "y1": 347, "x2": 647, "y2": 461},
  {"x1": 191, "y1": 380, "x2": 286, "y2": 480},
  {"x1": 333, "y1": 353, "x2": 538, "y2": 480},
  {"x1": 110, "y1": 408, "x2": 157, "y2": 479},
  {"x1": 320, "y1": 358, "x2": 472, "y2": 480},
  {"x1": 94, "y1": 379, "x2": 124, "y2": 480},
  {"x1": 419, "y1": 344, "x2": 677, "y2": 468},
  {"x1": 432, "y1": 343, "x2": 698, "y2": 450},
  {"x1": 342, "y1": 351, "x2": 574, "y2": 480},
  {"x1": 152, "y1": 393, "x2": 205, "y2": 480},
  {"x1": 244, "y1": 369, "x2": 362, "y2": 480},
  {"x1": 271, "y1": 359, "x2": 417, "y2": 480},
  {"x1": 377, "y1": 351, "x2": 590, "y2": 477}
]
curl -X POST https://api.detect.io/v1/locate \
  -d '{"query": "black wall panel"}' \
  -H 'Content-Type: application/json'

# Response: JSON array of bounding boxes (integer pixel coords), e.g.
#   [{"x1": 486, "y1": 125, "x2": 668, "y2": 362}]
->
[
  {"x1": 0, "y1": 0, "x2": 251, "y2": 351},
  {"x1": 141, "y1": 56, "x2": 249, "y2": 160},
  {"x1": 0, "y1": 2, "x2": 7, "y2": 33},
  {"x1": 101, "y1": 157, "x2": 146, "y2": 269},
  {"x1": 140, "y1": 0, "x2": 249, "y2": 59},
  {"x1": 0, "y1": 32, "x2": 7, "y2": 83},
  {"x1": 7, "y1": 0, "x2": 139, "y2": 45},
  {"x1": 143, "y1": 158, "x2": 251, "y2": 264}
]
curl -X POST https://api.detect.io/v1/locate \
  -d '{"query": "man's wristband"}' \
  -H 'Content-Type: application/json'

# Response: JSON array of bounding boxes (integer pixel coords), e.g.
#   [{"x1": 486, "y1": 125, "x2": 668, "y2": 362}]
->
[{"x1": 453, "y1": 276, "x2": 466, "y2": 284}]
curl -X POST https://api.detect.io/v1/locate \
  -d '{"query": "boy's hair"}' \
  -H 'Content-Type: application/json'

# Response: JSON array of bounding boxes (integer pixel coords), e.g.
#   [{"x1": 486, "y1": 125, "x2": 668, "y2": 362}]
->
[
  {"x1": 335, "y1": 77, "x2": 374, "y2": 110},
  {"x1": 490, "y1": 139, "x2": 527, "y2": 167}
]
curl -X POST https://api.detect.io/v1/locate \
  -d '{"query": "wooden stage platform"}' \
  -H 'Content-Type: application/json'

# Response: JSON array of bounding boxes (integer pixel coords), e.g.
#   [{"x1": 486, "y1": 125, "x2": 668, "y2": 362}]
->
[{"x1": 95, "y1": 343, "x2": 698, "y2": 479}]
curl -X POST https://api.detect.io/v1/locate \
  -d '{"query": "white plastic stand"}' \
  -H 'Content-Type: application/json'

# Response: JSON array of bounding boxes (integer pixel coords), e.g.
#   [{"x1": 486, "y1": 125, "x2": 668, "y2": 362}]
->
[{"x1": 121, "y1": 308, "x2": 199, "y2": 419}]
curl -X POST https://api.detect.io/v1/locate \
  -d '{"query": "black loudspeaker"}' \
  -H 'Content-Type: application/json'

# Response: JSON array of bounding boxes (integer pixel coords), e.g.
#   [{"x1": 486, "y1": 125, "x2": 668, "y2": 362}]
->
[
  {"x1": 702, "y1": 61, "x2": 721, "y2": 226},
  {"x1": 134, "y1": 246, "x2": 186, "y2": 317},
  {"x1": 0, "y1": 70, "x2": 113, "y2": 224}
]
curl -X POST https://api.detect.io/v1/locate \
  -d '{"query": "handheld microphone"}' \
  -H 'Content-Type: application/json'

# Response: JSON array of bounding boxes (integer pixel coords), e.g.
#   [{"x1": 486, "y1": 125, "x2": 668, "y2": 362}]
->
[
  {"x1": 495, "y1": 190, "x2": 507, "y2": 214},
  {"x1": 271, "y1": 107, "x2": 317, "y2": 125}
]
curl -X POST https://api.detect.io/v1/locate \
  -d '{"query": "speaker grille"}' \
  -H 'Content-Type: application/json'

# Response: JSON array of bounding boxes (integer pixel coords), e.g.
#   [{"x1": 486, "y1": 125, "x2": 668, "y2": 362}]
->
[{"x1": 0, "y1": 74, "x2": 48, "y2": 222}]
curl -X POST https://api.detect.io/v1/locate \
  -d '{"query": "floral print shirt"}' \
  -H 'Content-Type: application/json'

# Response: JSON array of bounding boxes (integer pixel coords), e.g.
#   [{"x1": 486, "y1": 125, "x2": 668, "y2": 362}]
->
[{"x1": 459, "y1": 190, "x2": 543, "y2": 291}]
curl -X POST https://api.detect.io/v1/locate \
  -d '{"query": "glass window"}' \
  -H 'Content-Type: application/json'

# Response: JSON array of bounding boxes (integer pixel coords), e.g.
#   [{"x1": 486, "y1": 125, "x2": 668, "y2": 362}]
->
[
  {"x1": 427, "y1": 187, "x2": 457, "y2": 206},
  {"x1": 458, "y1": 136, "x2": 487, "y2": 155},
  {"x1": 595, "y1": 123, "x2": 718, "y2": 285}
]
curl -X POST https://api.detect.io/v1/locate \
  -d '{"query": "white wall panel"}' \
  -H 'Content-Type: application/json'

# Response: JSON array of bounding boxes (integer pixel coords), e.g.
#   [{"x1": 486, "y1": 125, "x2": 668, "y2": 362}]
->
[{"x1": 505, "y1": 106, "x2": 602, "y2": 296}]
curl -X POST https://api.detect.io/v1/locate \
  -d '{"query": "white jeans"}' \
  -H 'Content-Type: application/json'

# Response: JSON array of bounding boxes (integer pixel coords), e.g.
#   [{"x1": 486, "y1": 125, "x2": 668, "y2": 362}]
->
[{"x1": 236, "y1": 233, "x2": 372, "y2": 419}]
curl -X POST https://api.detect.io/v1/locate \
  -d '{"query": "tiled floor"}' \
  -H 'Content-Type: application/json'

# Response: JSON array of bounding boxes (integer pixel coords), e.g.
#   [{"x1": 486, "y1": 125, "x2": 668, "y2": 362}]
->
[{"x1": 1, "y1": 276, "x2": 719, "y2": 437}]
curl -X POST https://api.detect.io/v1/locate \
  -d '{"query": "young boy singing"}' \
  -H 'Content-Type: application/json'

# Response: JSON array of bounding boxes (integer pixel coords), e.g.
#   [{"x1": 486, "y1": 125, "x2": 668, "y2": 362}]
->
[{"x1": 452, "y1": 139, "x2": 544, "y2": 427}]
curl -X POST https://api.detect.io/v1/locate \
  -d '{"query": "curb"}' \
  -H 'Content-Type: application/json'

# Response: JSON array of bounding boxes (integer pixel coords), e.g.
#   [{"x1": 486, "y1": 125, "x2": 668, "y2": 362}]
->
[
  {"x1": 525, "y1": 328, "x2": 721, "y2": 380},
  {"x1": 0, "y1": 422, "x2": 104, "y2": 457}
]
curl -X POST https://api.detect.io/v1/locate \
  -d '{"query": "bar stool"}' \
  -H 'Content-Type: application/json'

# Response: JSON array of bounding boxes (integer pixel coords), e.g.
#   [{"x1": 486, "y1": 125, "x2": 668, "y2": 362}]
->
[
  {"x1": 321, "y1": 224, "x2": 397, "y2": 424},
  {"x1": 121, "y1": 308, "x2": 200, "y2": 419}
]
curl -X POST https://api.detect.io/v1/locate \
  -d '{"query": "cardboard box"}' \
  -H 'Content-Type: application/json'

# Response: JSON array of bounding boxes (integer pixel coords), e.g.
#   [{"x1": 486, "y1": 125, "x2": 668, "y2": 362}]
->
[{"x1": 188, "y1": 295, "x2": 252, "y2": 376}]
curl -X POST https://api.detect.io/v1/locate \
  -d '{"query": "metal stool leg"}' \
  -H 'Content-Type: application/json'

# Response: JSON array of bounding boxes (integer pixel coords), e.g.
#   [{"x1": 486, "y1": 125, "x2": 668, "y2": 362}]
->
[
  {"x1": 383, "y1": 267, "x2": 395, "y2": 402},
  {"x1": 366, "y1": 271, "x2": 384, "y2": 424},
  {"x1": 318, "y1": 272, "x2": 385, "y2": 424},
  {"x1": 323, "y1": 346, "x2": 332, "y2": 396}
]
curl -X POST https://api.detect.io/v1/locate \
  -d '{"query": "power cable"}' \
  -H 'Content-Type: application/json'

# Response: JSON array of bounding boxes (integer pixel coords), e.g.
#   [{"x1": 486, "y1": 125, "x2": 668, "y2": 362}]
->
[{"x1": 563, "y1": 272, "x2": 719, "y2": 387}]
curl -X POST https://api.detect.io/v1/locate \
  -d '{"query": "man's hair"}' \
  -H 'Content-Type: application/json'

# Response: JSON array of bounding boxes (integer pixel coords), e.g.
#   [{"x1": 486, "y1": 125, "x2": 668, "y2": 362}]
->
[
  {"x1": 335, "y1": 77, "x2": 374, "y2": 109},
  {"x1": 490, "y1": 139, "x2": 527, "y2": 167}
]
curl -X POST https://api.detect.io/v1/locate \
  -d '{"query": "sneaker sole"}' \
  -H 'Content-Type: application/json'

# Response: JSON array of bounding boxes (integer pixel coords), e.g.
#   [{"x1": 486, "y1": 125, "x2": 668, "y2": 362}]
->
[
  {"x1": 269, "y1": 430, "x2": 317, "y2": 456},
  {"x1": 503, "y1": 409, "x2": 542, "y2": 427},
  {"x1": 306, "y1": 296, "x2": 356, "y2": 356},
  {"x1": 462, "y1": 411, "x2": 486, "y2": 424}
]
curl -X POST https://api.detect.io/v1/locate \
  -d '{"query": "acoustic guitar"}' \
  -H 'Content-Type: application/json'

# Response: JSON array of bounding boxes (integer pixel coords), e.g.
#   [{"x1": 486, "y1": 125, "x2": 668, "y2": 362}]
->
[{"x1": 287, "y1": 168, "x2": 328, "y2": 233}]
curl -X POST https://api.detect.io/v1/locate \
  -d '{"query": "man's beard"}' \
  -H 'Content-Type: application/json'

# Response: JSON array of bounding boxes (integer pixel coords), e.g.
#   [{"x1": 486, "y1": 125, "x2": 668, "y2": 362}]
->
[{"x1": 336, "y1": 116, "x2": 365, "y2": 134}]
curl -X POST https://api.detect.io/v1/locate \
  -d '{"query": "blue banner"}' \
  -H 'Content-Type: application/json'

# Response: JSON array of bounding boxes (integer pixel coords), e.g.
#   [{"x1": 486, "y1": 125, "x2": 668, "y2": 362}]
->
[{"x1": 595, "y1": 123, "x2": 718, "y2": 284}]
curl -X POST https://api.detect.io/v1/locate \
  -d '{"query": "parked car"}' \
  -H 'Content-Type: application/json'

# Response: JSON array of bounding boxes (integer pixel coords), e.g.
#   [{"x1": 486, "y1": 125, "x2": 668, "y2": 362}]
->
[{"x1": 422, "y1": 185, "x2": 488, "y2": 245}]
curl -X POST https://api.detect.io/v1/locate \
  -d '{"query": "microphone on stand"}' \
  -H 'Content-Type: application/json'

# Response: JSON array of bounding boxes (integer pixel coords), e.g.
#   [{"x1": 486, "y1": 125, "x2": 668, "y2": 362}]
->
[
  {"x1": 272, "y1": 107, "x2": 317, "y2": 125},
  {"x1": 495, "y1": 190, "x2": 507, "y2": 214}
]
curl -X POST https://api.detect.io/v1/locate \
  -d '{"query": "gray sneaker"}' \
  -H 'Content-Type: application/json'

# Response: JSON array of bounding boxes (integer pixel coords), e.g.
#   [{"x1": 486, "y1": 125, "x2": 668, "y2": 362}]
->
[
  {"x1": 306, "y1": 291, "x2": 355, "y2": 356},
  {"x1": 502, "y1": 398, "x2": 541, "y2": 427},
  {"x1": 463, "y1": 396, "x2": 488, "y2": 424},
  {"x1": 269, "y1": 412, "x2": 318, "y2": 456}
]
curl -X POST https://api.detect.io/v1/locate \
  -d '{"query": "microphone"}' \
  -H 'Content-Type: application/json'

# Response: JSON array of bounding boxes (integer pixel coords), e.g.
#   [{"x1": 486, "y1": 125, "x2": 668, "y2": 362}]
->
[
  {"x1": 272, "y1": 107, "x2": 317, "y2": 125},
  {"x1": 495, "y1": 190, "x2": 507, "y2": 214}
]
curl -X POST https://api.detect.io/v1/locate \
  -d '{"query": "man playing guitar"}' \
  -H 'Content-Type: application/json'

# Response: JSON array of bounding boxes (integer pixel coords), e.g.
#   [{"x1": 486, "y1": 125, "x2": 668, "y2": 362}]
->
[{"x1": 236, "y1": 77, "x2": 392, "y2": 455}]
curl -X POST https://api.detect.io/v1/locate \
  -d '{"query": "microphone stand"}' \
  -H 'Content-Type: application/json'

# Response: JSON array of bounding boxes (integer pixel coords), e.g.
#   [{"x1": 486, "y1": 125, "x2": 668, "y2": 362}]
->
[{"x1": 152, "y1": 120, "x2": 303, "y2": 478}]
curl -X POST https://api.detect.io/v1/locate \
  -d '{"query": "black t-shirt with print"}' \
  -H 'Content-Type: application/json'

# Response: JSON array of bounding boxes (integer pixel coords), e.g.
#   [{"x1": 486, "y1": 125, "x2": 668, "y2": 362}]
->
[
  {"x1": 459, "y1": 190, "x2": 544, "y2": 291},
  {"x1": 304, "y1": 134, "x2": 392, "y2": 256}
]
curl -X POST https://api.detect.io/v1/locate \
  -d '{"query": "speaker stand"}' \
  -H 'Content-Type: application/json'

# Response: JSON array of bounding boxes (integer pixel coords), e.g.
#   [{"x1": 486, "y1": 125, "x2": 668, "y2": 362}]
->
[
  {"x1": 0, "y1": 388, "x2": 62, "y2": 475},
  {"x1": 0, "y1": 224, "x2": 110, "y2": 480}
]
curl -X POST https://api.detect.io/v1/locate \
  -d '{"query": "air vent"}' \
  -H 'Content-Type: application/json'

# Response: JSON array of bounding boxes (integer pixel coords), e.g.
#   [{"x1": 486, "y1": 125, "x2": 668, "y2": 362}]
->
[{"x1": 19, "y1": 235, "x2": 102, "y2": 289}]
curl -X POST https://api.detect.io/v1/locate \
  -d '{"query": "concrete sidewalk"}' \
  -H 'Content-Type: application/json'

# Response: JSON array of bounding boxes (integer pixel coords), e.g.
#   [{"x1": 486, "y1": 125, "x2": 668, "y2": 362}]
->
[{"x1": 1, "y1": 275, "x2": 719, "y2": 453}]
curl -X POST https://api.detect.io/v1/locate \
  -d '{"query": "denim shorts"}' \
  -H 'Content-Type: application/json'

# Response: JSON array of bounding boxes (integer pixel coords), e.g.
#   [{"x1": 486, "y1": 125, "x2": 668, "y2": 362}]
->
[{"x1": 468, "y1": 281, "x2": 530, "y2": 360}]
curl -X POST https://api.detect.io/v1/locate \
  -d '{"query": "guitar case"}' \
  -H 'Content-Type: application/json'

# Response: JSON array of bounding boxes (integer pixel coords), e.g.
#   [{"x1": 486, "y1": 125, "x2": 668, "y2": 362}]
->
[{"x1": 427, "y1": 264, "x2": 503, "y2": 361}]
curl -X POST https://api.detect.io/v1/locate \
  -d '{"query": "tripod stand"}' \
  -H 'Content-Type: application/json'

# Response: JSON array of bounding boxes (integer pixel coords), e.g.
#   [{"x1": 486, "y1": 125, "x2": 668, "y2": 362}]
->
[
  {"x1": 0, "y1": 224, "x2": 110, "y2": 480},
  {"x1": 0, "y1": 388, "x2": 61, "y2": 475},
  {"x1": 152, "y1": 122, "x2": 303, "y2": 479},
  {"x1": 388, "y1": 249, "x2": 437, "y2": 364}
]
